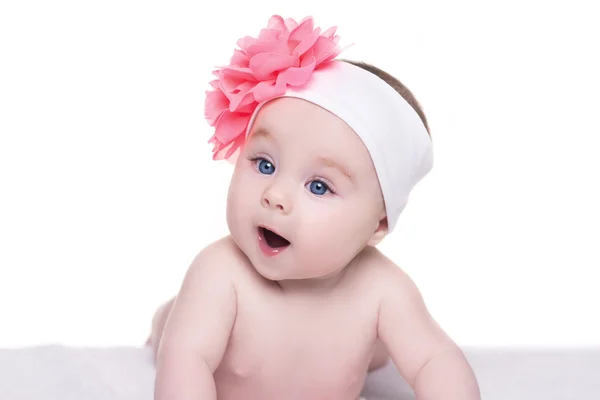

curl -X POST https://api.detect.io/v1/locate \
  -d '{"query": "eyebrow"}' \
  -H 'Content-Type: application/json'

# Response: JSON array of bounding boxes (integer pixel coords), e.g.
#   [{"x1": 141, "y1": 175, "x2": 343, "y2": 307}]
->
[{"x1": 317, "y1": 156, "x2": 354, "y2": 182}]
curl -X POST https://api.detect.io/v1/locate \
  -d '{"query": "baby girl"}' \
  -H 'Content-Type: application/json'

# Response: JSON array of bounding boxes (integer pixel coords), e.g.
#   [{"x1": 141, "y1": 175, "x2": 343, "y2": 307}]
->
[{"x1": 149, "y1": 15, "x2": 480, "y2": 400}]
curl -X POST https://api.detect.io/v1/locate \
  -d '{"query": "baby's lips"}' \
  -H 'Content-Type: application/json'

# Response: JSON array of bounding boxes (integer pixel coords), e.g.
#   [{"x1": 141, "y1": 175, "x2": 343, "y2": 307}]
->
[{"x1": 259, "y1": 224, "x2": 291, "y2": 243}]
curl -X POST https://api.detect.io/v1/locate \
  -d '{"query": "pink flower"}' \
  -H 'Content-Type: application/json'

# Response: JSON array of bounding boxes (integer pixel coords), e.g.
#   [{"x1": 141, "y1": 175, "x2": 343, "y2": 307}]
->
[{"x1": 204, "y1": 15, "x2": 344, "y2": 161}]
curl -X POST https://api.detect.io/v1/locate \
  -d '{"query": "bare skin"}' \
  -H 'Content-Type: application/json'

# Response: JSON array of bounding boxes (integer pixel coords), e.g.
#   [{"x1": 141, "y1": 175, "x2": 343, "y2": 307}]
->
[
  {"x1": 152, "y1": 98, "x2": 480, "y2": 399},
  {"x1": 148, "y1": 269, "x2": 390, "y2": 370},
  {"x1": 150, "y1": 239, "x2": 390, "y2": 400},
  {"x1": 151, "y1": 237, "x2": 478, "y2": 400},
  {"x1": 149, "y1": 299, "x2": 389, "y2": 371}
]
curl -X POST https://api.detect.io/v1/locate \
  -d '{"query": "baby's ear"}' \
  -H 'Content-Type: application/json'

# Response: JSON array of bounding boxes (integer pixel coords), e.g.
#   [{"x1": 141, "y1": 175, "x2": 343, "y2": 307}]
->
[{"x1": 367, "y1": 216, "x2": 388, "y2": 246}]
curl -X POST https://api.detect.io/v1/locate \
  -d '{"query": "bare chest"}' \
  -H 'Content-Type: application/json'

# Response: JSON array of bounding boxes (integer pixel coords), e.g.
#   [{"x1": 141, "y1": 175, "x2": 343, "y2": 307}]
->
[{"x1": 214, "y1": 290, "x2": 379, "y2": 400}]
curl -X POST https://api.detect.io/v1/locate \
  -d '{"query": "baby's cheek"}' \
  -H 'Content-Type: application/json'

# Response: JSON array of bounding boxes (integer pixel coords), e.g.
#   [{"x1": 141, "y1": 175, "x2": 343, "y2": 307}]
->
[
  {"x1": 226, "y1": 189, "x2": 249, "y2": 233},
  {"x1": 303, "y1": 221, "x2": 346, "y2": 256}
]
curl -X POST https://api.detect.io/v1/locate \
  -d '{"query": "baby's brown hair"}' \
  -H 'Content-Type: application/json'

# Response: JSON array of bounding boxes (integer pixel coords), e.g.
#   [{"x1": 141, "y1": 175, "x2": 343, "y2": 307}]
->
[{"x1": 341, "y1": 60, "x2": 431, "y2": 137}]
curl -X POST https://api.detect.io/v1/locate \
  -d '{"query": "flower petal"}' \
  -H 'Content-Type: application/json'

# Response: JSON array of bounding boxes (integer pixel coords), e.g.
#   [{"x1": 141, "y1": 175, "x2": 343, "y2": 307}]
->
[
  {"x1": 218, "y1": 77, "x2": 245, "y2": 96},
  {"x1": 289, "y1": 17, "x2": 314, "y2": 41},
  {"x1": 321, "y1": 26, "x2": 337, "y2": 38},
  {"x1": 278, "y1": 56, "x2": 316, "y2": 86},
  {"x1": 250, "y1": 79, "x2": 287, "y2": 102},
  {"x1": 267, "y1": 15, "x2": 287, "y2": 31},
  {"x1": 221, "y1": 66, "x2": 256, "y2": 82},
  {"x1": 208, "y1": 79, "x2": 220, "y2": 90},
  {"x1": 229, "y1": 49, "x2": 249, "y2": 67},
  {"x1": 312, "y1": 36, "x2": 342, "y2": 64},
  {"x1": 204, "y1": 89, "x2": 229, "y2": 125},
  {"x1": 283, "y1": 17, "x2": 298, "y2": 33},
  {"x1": 257, "y1": 28, "x2": 282, "y2": 43},
  {"x1": 245, "y1": 40, "x2": 289, "y2": 58},
  {"x1": 249, "y1": 53, "x2": 298, "y2": 80},
  {"x1": 292, "y1": 27, "x2": 320, "y2": 57},
  {"x1": 300, "y1": 50, "x2": 314, "y2": 66},
  {"x1": 210, "y1": 125, "x2": 247, "y2": 162},
  {"x1": 236, "y1": 36, "x2": 258, "y2": 51},
  {"x1": 226, "y1": 134, "x2": 246, "y2": 160},
  {"x1": 229, "y1": 81, "x2": 257, "y2": 111},
  {"x1": 214, "y1": 111, "x2": 251, "y2": 144},
  {"x1": 236, "y1": 102, "x2": 255, "y2": 114}
]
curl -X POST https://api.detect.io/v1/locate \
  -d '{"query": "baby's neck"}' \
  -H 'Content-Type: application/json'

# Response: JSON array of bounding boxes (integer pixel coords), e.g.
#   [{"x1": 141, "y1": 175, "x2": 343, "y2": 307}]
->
[
  {"x1": 272, "y1": 256, "x2": 362, "y2": 295},
  {"x1": 275, "y1": 273, "x2": 345, "y2": 294}
]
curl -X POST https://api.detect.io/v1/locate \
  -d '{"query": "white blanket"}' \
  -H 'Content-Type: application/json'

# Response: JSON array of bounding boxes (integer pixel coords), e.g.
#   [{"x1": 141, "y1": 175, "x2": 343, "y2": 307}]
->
[{"x1": 0, "y1": 346, "x2": 598, "y2": 399}]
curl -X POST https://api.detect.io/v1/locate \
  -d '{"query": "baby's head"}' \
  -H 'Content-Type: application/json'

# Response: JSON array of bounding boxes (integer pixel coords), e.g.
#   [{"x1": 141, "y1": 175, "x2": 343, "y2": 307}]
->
[{"x1": 204, "y1": 16, "x2": 432, "y2": 281}]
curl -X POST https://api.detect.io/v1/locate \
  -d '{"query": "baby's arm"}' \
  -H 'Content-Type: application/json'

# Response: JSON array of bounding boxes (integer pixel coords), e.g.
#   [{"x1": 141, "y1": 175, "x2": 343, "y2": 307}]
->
[
  {"x1": 377, "y1": 265, "x2": 480, "y2": 400},
  {"x1": 154, "y1": 241, "x2": 237, "y2": 400}
]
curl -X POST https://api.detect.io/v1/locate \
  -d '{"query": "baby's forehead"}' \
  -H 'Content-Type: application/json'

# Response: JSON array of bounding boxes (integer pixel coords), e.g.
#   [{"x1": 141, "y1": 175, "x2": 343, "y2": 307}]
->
[
  {"x1": 248, "y1": 96, "x2": 378, "y2": 170},
  {"x1": 251, "y1": 98, "x2": 366, "y2": 150},
  {"x1": 250, "y1": 122, "x2": 367, "y2": 161},
  {"x1": 250, "y1": 125, "x2": 376, "y2": 181}
]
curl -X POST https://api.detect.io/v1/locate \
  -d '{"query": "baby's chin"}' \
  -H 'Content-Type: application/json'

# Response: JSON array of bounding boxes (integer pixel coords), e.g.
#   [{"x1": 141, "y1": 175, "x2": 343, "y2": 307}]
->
[
  {"x1": 249, "y1": 260, "x2": 298, "y2": 282},
  {"x1": 245, "y1": 258, "x2": 302, "y2": 282},
  {"x1": 252, "y1": 262, "x2": 347, "y2": 288}
]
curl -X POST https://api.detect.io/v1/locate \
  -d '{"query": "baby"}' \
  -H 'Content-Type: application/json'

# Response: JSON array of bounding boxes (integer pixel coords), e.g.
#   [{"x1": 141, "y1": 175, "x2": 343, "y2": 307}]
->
[{"x1": 150, "y1": 15, "x2": 480, "y2": 400}]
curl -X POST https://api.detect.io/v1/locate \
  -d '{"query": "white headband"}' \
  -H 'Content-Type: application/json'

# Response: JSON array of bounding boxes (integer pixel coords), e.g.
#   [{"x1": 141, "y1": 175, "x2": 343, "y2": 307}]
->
[{"x1": 245, "y1": 60, "x2": 433, "y2": 233}]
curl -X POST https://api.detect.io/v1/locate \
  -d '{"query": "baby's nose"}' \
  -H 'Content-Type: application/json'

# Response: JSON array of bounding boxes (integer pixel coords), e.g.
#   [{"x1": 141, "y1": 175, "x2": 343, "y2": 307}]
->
[{"x1": 262, "y1": 186, "x2": 291, "y2": 214}]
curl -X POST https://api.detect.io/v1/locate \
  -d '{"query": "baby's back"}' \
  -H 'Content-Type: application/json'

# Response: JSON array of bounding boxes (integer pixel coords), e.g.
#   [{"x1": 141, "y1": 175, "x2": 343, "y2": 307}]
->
[{"x1": 214, "y1": 239, "x2": 384, "y2": 400}]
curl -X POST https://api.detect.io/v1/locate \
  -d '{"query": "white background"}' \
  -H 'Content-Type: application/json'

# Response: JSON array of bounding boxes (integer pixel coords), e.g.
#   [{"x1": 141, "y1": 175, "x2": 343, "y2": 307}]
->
[{"x1": 1, "y1": 1, "x2": 598, "y2": 349}]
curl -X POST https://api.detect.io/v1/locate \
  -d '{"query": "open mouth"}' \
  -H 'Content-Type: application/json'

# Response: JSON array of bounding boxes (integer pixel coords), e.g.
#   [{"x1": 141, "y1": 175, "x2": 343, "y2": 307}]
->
[{"x1": 259, "y1": 226, "x2": 290, "y2": 249}]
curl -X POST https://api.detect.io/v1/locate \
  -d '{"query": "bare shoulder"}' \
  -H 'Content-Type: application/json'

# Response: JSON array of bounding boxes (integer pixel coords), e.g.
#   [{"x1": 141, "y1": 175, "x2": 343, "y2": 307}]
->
[
  {"x1": 356, "y1": 246, "x2": 421, "y2": 301},
  {"x1": 179, "y1": 235, "x2": 251, "y2": 291},
  {"x1": 187, "y1": 235, "x2": 247, "y2": 272}
]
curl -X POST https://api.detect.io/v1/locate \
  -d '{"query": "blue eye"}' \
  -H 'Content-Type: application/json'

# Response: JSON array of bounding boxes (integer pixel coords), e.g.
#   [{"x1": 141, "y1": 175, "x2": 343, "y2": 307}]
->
[
  {"x1": 256, "y1": 158, "x2": 275, "y2": 175},
  {"x1": 308, "y1": 180, "x2": 330, "y2": 195}
]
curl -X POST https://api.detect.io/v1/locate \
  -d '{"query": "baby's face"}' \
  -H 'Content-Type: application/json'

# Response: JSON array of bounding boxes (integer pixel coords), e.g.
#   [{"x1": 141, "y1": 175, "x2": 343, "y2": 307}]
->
[{"x1": 226, "y1": 97, "x2": 386, "y2": 282}]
